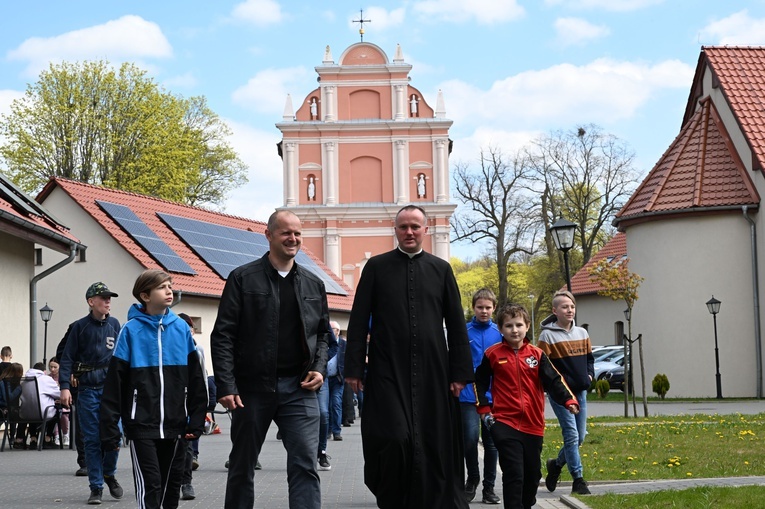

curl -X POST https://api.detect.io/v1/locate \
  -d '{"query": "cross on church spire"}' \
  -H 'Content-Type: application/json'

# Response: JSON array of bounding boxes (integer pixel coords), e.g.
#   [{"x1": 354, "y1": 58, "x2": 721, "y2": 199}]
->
[{"x1": 352, "y1": 9, "x2": 371, "y2": 41}]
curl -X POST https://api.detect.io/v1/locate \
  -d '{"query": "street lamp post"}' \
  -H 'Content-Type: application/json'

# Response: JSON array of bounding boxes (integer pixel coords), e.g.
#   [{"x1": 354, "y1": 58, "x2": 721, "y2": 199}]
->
[
  {"x1": 39, "y1": 303, "x2": 54, "y2": 366},
  {"x1": 529, "y1": 293, "x2": 535, "y2": 342},
  {"x1": 706, "y1": 296, "x2": 723, "y2": 399},
  {"x1": 550, "y1": 218, "x2": 576, "y2": 292}
]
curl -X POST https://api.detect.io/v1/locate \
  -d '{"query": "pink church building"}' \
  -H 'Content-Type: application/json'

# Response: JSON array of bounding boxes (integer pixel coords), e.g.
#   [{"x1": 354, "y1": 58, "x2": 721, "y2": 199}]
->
[{"x1": 276, "y1": 42, "x2": 456, "y2": 289}]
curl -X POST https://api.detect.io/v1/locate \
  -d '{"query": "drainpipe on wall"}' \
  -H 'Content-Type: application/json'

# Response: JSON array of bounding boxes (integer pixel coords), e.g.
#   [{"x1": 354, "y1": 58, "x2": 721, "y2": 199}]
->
[
  {"x1": 742, "y1": 206, "x2": 763, "y2": 399},
  {"x1": 29, "y1": 244, "x2": 78, "y2": 367}
]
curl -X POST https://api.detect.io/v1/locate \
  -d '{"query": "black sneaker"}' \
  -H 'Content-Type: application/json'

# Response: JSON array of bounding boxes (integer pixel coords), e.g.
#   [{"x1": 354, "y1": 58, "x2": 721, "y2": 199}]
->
[
  {"x1": 181, "y1": 483, "x2": 196, "y2": 500},
  {"x1": 255, "y1": 460, "x2": 262, "y2": 470},
  {"x1": 545, "y1": 458, "x2": 562, "y2": 492},
  {"x1": 572, "y1": 477, "x2": 591, "y2": 495},
  {"x1": 104, "y1": 475, "x2": 123, "y2": 499},
  {"x1": 333, "y1": 434, "x2": 343, "y2": 441},
  {"x1": 318, "y1": 451, "x2": 331, "y2": 471},
  {"x1": 87, "y1": 488, "x2": 103, "y2": 505},
  {"x1": 482, "y1": 486, "x2": 500, "y2": 504},
  {"x1": 75, "y1": 467, "x2": 88, "y2": 477},
  {"x1": 192, "y1": 454, "x2": 199, "y2": 470},
  {"x1": 464, "y1": 478, "x2": 479, "y2": 502}
]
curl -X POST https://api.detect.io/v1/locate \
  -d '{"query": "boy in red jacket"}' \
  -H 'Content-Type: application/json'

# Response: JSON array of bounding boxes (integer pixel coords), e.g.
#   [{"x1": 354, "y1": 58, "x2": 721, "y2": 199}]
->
[{"x1": 474, "y1": 304, "x2": 579, "y2": 509}]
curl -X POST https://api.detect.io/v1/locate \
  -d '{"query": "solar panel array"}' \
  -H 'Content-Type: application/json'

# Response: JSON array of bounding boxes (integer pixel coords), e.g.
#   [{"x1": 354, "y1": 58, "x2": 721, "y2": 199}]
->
[
  {"x1": 97, "y1": 201, "x2": 196, "y2": 275},
  {"x1": 158, "y1": 212, "x2": 347, "y2": 295}
]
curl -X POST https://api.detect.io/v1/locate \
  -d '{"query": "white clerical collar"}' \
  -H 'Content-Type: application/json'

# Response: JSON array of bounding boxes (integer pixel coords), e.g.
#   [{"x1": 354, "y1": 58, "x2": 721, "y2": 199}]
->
[{"x1": 398, "y1": 246, "x2": 422, "y2": 258}]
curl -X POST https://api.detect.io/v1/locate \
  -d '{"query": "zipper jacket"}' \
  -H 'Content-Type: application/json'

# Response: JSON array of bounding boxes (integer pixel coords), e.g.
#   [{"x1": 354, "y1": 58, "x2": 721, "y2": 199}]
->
[
  {"x1": 459, "y1": 316, "x2": 502, "y2": 404},
  {"x1": 58, "y1": 313, "x2": 121, "y2": 390},
  {"x1": 99, "y1": 304, "x2": 208, "y2": 448},
  {"x1": 473, "y1": 338, "x2": 577, "y2": 437}
]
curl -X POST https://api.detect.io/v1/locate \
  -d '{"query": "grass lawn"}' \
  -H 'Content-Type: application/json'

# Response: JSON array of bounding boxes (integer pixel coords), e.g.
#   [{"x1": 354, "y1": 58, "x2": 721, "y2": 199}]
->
[
  {"x1": 541, "y1": 410, "x2": 765, "y2": 508},
  {"x1": 579, "y1": 485, "x2": 765, "y2": 509}
]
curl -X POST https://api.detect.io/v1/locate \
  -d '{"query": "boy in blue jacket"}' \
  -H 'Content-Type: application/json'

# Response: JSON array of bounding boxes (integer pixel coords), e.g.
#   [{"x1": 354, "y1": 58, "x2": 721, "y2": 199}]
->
[{"x1": 100, "y1": 270, "x2": 207, "y2": 509}]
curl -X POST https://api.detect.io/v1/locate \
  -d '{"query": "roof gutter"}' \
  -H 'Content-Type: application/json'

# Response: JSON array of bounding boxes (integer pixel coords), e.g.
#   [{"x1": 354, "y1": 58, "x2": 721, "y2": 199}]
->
[
  {"x1": 0, "y1": 208, "x2": 78, "y2": 251},
  {"x1": 29, "y1": 243, "x2": 78, "y2": 366},
  {"x1": 742, "y1": 206, "x2": 763, "y2": 399}
]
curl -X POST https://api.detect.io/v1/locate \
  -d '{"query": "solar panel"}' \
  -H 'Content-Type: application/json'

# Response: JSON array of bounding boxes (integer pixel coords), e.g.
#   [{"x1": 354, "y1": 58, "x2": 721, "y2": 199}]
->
[
  {"x1": 158, "y1": 212, "x2": 347, "y2": 295},
  {"x1": 97, "y1": 201, "x2": 196, "y2": 275}
]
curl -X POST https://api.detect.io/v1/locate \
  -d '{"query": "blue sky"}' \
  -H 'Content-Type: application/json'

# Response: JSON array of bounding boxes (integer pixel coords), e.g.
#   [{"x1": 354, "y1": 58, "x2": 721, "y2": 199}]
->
[{"x1": 2, "y1": 1, "x2": 765, "y2": 259}]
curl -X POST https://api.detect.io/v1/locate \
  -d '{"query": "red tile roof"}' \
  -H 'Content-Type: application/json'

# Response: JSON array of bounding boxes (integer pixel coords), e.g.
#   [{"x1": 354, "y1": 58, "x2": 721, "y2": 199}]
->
[
  {"x1": 686, "y1": 47, "x2": 765, "y2": 173},
  {"x1": 37, "y1": 178, "x2": 354, "y2": 311},
  {"x1": 616, "y1": 96, "x2": 759, "y2": 225},
  {"x1": 0, "y1": 174, "x2": 80, "y2": 253},
  {"x1": 569, "y1": 232, "x2": 627, "y2": 296}
]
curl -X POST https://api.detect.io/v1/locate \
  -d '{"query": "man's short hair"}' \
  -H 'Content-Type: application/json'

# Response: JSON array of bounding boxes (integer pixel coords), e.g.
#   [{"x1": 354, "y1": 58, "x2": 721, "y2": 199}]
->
[
  {"x1": 0, "y1": 346, "x2": 11, "y2": 358},
  {"x1": 132, "y1": 269, "x2": 172, "y2": 303},
  {"x1": 267, "y1": 209, "x2": 299, "y2": 232},
  {"x1": 330, "y1": 321, "x2": 341, "y2": 331},
  {"x1": 472, "y1": 288, "x2": 497, "y2": 308},
  {"x1": 496, "y1": 304, "x2": 531, "y2": 328},
  {"x1": 395, "y1": 205, "x2": 428, "y2": 225},
  {"x1": 552, "y1": 290, "x2": 576, "y2": 307}
]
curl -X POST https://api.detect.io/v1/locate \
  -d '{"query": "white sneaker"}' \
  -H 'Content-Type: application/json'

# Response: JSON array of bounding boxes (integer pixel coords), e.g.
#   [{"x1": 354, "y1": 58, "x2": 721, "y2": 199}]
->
[
  {"x1": 62, "y1": 435, "x2": 70, "y2": 447},
  {"x1": 53, "y1": 435, "x2": 60, "y2": 446}
]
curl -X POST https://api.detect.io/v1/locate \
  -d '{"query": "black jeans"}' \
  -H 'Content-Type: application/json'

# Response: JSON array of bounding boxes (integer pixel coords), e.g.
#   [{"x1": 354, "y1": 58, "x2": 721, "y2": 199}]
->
[{"x1": 491, "y1": 422, "x2": 543, "y2": 509}]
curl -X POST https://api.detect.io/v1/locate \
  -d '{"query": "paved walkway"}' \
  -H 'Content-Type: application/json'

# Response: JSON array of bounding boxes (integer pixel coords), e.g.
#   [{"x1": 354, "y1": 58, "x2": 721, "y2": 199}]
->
[{"x1": 0, "y1": 399, "x2": 761, "y2": 508}]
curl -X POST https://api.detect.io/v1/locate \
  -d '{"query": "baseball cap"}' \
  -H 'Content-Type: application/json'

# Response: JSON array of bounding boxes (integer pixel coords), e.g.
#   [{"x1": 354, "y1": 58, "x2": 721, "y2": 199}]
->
[{"x1": 85, "y1": 282, "x2": 119, "y2": 299}]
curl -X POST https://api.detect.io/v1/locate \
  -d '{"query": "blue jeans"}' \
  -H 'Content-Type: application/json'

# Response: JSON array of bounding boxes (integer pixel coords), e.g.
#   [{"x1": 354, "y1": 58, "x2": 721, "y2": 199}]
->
[
  {"x1": 78, "y1": 386, "x2": 119, "y2": 491},
  {"x1": 318, "y1": 381, "x2": 329, "y2": 453},
  {"x1": 328, "y1": 376, "x2": 344, "y2": 436},
  {"x1": 225, "y1": 376, "x2": 321, "y2": 509},
  {"x1": 460, "y1": 402, "x2": 497, "y2": 488},
  {"x1": 549, "y1": 389, "x2": 588, "y2": 479}
]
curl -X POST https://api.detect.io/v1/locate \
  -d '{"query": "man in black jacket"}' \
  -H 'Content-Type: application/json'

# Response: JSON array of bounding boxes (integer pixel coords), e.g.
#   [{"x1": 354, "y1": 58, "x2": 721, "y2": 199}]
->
[{"x1": 211, "y1": 210, "x2": 330, "y2": 509}]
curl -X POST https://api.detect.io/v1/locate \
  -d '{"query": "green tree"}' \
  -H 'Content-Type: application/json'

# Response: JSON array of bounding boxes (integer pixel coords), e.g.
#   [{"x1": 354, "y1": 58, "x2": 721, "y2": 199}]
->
[
  {"x1": 588, "y1": 257, "x2": 646, "y2": 417},
  {"x1": 0, "y1": 60, "x2": 246, "y2": 206}
]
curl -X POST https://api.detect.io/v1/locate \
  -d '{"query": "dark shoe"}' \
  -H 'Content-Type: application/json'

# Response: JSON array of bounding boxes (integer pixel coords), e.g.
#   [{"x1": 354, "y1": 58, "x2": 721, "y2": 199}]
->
[
  {"x1": 87, "y1": 489, "x2": 103, "y2": 505},
  {"x1": 192, "y1": 454, "x2": 199, "y2": 470},
  {"x1": 225, "y1": 460, "x2": 229, "y2": 469},
  {"x1": 181, "y1": 484, "x2": 196, "y2": 500},
  {"x1": 255, "y1": 460, "x2": 262, "y2": 470},
  {"x1": 482, "y1": 486, "x2": 500, "y2": 504},
  {"x1": 318, "y1": 451, "x2": 331, "y2": 471},
  {"x1": 572, "y1": 477, "x2": 591, "y2": 495},
  {"x1": 75, "y1": 466, "x2": 88, "y2": 477},
  {"x1": 545, "y1": 458, "x2": 562, "y2": 492},
  {"x1": 342, "y1": 421, "x2": 351, "y2": 427},
  {"x1": 276, "y1": 430, "x2": 282, "y2": 440},
  {"x1": 465, "y1": 478, "x2": 479, "y2": 502},
  {"x1": 104, "y1": 475, "x2": 123, "y2": 499},
  {"x1": 28, "y1": 439, "x2": 38, "y2": 450},
  {"x1": 42, "y1": 439, "x2": 56, "y2": 449},
  {"x1": 333, "y1": 434, "x2": 343, "y2": 441}
]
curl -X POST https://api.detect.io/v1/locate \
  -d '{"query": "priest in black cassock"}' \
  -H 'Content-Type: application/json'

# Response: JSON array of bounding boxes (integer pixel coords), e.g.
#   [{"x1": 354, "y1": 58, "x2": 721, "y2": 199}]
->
[{"x1": 345, "y1": 205, "x2": 473, "y2": 509}]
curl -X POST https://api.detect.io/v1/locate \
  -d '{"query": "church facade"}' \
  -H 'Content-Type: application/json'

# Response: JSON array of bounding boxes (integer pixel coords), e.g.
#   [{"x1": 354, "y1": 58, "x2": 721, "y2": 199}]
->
[{"x1": 276, "y1": 42, "x2": 455, "y2": 288}]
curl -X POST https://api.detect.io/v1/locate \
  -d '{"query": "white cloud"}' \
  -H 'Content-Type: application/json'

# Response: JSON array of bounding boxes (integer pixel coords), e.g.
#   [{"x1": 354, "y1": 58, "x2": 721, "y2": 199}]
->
[
  {"x1": 0, "y1": 89, "x2": 24, "y2": 118},
  {"x1": 231, "y1": 0, "x2": 285, "y2": 27},
  {"x1": 231, "y1": 67, "x2": 311, "y2": 115},
  {"x1": 554, "y1": 17, "x2": 610, "y2": 46},
  {"x1": 6, "y1": 15, "x2": 172, "y2": 78},
  {"x1": 413, "y1": 0, "x2": 524, "y2": 24},
  {"x1": 221, "y1": 119, "x2": 284, "y2": 220},
  {"x1": 544, "y1": 0, "x2": 664, "y2": 12},
  {"x1": 348, "y1": 7, "x2": 406, "y2": 32},
  {"x1": 698, "y1": 10, "x2": 765, "y2": 46},
  {"x1": 438, "y1": 58, "x2": 693, "y2": 132}
]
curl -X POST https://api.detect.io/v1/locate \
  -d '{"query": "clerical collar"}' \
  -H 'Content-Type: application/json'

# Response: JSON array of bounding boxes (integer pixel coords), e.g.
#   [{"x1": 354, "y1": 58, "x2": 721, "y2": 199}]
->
[{"x1": 398, "y1": 246, "x2": 422, "y2": 258}]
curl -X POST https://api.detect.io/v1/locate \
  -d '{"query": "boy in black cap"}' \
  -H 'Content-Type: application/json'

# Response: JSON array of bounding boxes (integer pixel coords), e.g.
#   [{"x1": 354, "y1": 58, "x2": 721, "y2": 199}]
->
[{"x1": 60, "y1": 282, "x2": 124, "y2": 505}]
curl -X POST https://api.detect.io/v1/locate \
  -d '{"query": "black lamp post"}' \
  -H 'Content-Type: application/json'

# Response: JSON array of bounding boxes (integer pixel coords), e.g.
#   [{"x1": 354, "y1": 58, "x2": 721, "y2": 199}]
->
[
  {"x1": 39, "y1": 303, "x2": 54, "y2": 366},
  {"x1": 550, "y1": 218, "x2": 576, "y2": 292},
  {"x1": 706, "y1": 296, "x2": 723, "y2": 399}
]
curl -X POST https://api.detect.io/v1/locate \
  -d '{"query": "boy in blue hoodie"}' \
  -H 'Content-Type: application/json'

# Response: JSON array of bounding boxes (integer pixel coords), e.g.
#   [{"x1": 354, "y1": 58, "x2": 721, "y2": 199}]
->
[{"x1": 100, "y1": 270, "x2": 207, "y2": 509}]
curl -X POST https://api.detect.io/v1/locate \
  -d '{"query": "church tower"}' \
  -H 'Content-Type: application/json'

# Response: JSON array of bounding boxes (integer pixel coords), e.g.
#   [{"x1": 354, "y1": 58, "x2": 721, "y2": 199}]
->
[{"x1": 276, "y1": 42, "x2": 455, "y2": 289}]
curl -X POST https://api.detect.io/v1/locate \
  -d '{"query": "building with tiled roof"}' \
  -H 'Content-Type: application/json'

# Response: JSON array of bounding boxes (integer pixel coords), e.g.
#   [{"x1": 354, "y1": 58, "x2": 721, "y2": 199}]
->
[
  {"x1": 570, "y1": 46, "x2": 765, "y2": 397},
  {"x1": 0, "y1": 173, "x2": 83, "y2": 366},
  {"x1": 34, "y1": 178, "x2": 353, "y2": 373}
]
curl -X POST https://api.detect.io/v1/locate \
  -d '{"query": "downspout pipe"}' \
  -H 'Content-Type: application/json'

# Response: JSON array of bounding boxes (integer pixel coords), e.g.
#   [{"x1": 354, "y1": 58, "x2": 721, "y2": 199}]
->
[
  {"x1": 743, "y1": 206, "x2": 763, "y2": 399},
  {"x1": 29, "y1": 244, "x2": 78, "y2": 367}
]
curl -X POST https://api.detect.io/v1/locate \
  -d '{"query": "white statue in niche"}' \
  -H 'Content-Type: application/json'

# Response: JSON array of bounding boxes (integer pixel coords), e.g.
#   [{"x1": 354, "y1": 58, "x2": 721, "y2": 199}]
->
[
  {"x1": 417, "y1": 174, "x2": 426, "y2": 198},
  {"x1": 310, "y1": 98, "x2": 318, "y2": 120},
  {"x1": 410, "y1": 95, "x2": 418, "y2": 115},
  {"x1": 308, "y1": 176, "x2": 316, "y2": 200}
]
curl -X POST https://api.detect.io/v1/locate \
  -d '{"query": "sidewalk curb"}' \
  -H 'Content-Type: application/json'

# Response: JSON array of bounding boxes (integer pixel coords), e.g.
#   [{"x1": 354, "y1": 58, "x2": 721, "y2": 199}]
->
[{"x1": 559, "y1": 494, "x2": 593, "y2": 509}]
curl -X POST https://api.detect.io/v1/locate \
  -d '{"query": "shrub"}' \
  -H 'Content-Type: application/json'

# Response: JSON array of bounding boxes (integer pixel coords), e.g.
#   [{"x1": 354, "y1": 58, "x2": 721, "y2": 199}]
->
[
  {"x1": 652, "y1": 373, "x2": 670, "y2": 399},
  {"x1": 594, "y1": 379, "x2": 610, "y2": 399}
]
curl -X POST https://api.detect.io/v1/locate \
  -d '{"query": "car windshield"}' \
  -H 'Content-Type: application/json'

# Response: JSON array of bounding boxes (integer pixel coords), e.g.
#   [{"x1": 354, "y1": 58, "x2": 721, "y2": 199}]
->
[{"x1": 594, "y1": 348, "x2": 623, "y2": 362}]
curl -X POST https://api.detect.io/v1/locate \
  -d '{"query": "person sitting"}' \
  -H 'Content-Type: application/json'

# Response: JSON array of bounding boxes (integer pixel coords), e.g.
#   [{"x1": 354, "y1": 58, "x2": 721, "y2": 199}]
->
[
  {"x1": 16, "y1": 362, "x2": 61, "y2": 449},
  {"x1": 0, "y1": 362, "x2": 23, "y2": 415},
  {"x1": 48, "y1": 357, "x2": 70, "y2": 447}
]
